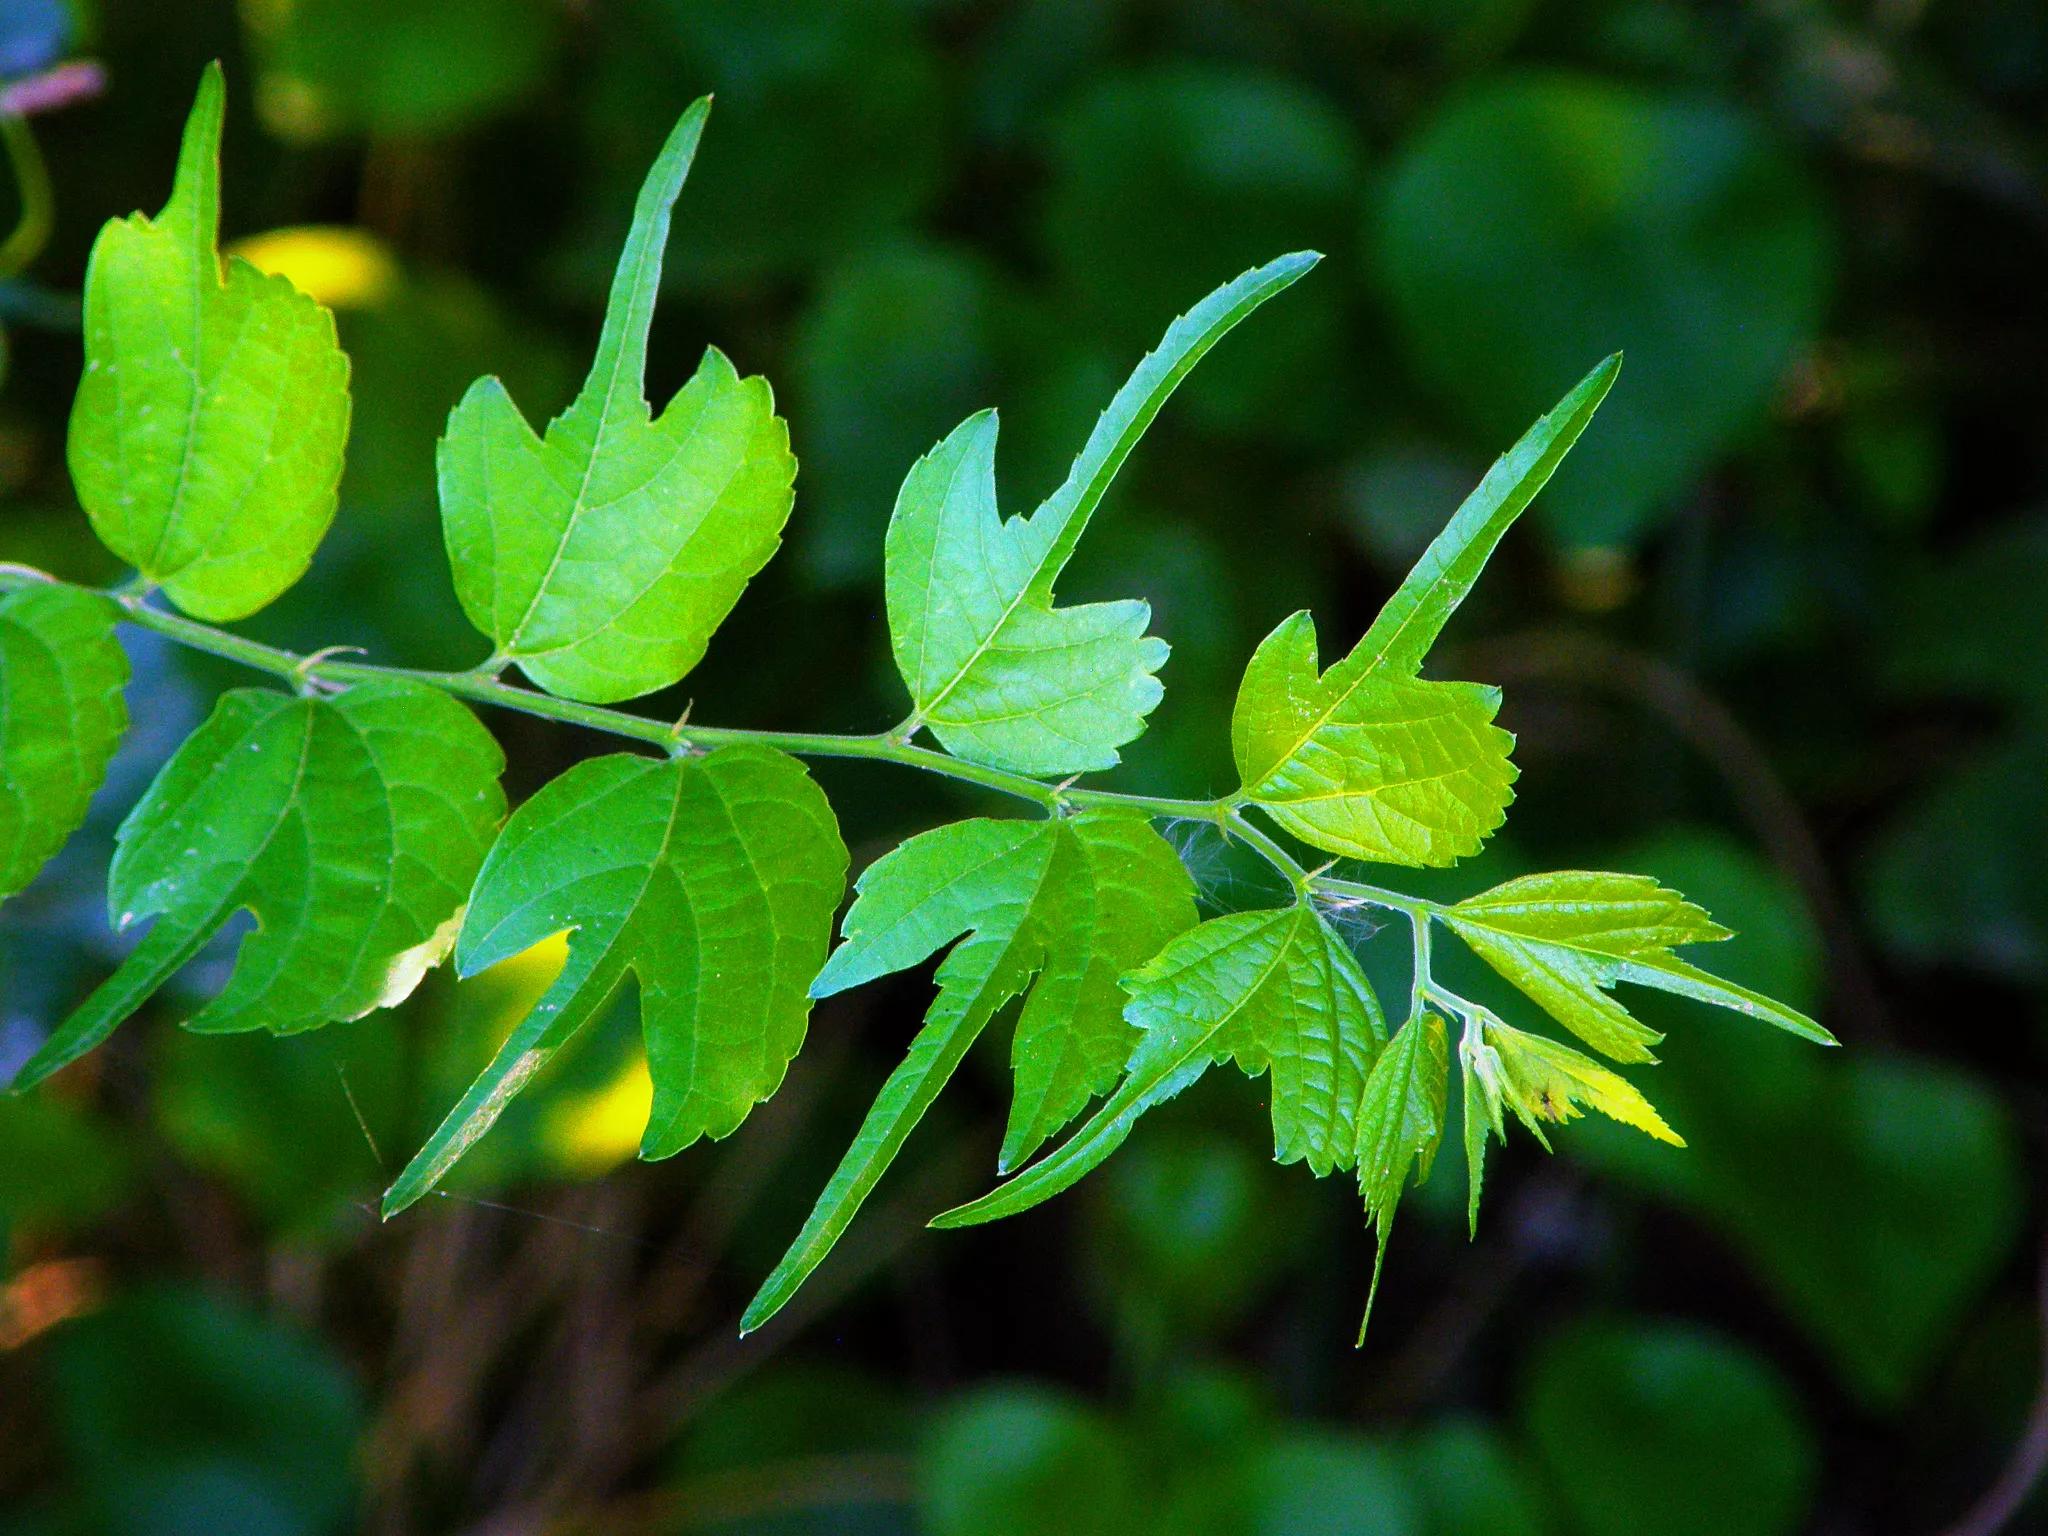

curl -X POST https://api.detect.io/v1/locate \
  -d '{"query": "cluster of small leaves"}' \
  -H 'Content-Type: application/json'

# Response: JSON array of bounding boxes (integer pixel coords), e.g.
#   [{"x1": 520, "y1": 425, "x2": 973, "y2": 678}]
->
[{"x1": 0, "y1": 70, "x2": 1832, "y2": 1341}]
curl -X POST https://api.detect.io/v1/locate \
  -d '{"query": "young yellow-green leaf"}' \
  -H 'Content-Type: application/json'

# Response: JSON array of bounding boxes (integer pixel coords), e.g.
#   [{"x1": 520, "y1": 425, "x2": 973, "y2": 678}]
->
[
  {"x1": 1353, "y1": 1010, "x2": 1447, "y2": 1344},
  {"x1": 930, "y1": 898, "x2": 1384, "y2": 1231},
  {"x1": 383, "y1": 745, "x2": 846, "y2": 1216},
  {"x1": 69, "y1": 64, "x2": 351, "y2": 623},
  {"x1": 887, "y1": 253, "x2": 1319, "y2": 776},
  {"x1": 1440, "y1": 869, "x2": 1834, "y2": 1063},
  {"x1": 438, "y1": 98, "x2": 796, "y2": 704},
  {"x1": 0, "y1": 585, "x2": 130, "y2": 898},
  {"x1": 10, "y1": 681, "x2": 503, "y2": 1092},
  {"x1": 742, "y1": 812, "x2": 1195, "y2": 1334},
  {"x1": 1478, "y1": 1017, "x2": 1683, "y2": 1150},
  {"x1": 1459, "y1": 1024, "x2": 1504, "y2": 1240},
  {"x1": 1231, "y1": 356, "x2": 1620, "y2": 865}
]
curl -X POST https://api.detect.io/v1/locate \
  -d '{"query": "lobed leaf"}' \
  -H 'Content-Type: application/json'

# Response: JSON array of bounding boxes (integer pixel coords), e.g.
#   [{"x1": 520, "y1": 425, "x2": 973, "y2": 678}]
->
[
  {"x1": 11, "y1": 681, "x2": 504, "y2": 1091},
  {"x1": 1441, "y1": 868, "x2": 1834, "y2": 1063},
  {"x1": 887, "y1": 253, "x2": 1319, "y2": 776},
  {"x1": 69, "y1": 65, "x2": 351, "y2": 622},
  {"x1": 743, "y1": 811, "x2": 1195, "y2": 1333},
  {"x1": 931, "y1": 898, "x2": 1384, "y2": 1231},
  {"x1": 1352, "y1": 1010, "x2": 1447, "y2": 1343},
  {"x1": 1232, "y1": 355, "x2": 1620, "y2": 865},
  {"x1": 383, "y1": 744, "x2": 846, "y2": 1215},
  {"x1": 0, "y1": 586, "x2": 130, "y2": 898},
  {"x1": 438, "y1": 98, "x2": 797, "y2": 704},
  {"x1": 1474, "y1": 1016, "x2": 1683, "y2": 1151}
]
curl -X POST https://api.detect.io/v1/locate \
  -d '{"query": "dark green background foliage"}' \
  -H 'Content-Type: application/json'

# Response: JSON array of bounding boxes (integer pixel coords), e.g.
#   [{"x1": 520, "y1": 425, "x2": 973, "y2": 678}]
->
[{"x1": 0, "y1": 0, "x2": 2042, "y2": 1531}]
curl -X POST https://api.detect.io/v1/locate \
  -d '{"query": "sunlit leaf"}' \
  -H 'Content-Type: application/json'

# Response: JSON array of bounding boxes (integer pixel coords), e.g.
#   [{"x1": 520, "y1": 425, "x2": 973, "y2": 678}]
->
[
  {"x1": 69, "y1": 65, "x2": 351, "y2": 622},
  {"x1": 888, "y1": 253, "x2": 1317, "y2": 775},
  {"x1": 1353, "y1": 1010, "x2": 1446, "y2": 1341},
  {"x1": 1442, "y1": 868, "x2": 1832, "y2": 1062},
  {"x1": 10, "y1": 681, "x2": 504, "y2": 1091},
  {"x1": 0, "y1": 585, "x2": 129, "y2": 898},
  {"x1": 1233, "y1": 357, "x2": 1617, "y2": 864},
  {"x1": 438, "y1": 98, "x2": 796, "y2": 703}
]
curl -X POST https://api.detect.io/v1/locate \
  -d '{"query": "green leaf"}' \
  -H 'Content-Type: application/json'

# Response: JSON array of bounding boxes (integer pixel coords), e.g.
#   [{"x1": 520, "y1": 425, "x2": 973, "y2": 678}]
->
[
  {"x1": 0, "y1": 585, "x2": 129, "y2": 898},
  {"x1": 383, "y1": 744, "x2": 845, "y2": 1216},
  {"x1": 1376, "y1": 76, "x2": 1830, "y2": 549},
  {"x1": 931, "y1": 898, "x2": 1384, "y2": 1231},
  {"x1": 68, "y1": 64, "x2": 351, "y2": 622},
  {"x1": 1478, "y1": 1017, "x2": 1682, "y2": 1150},
  {"x1": 1441, "y1": 869, "x2": 1833, "y2": 1063},
  {"x1": 11, "y1": 680, "x2": 504, "y2": 1092},
  {"x1": 1520, "y1": 1318, "x2": 1816, "y2": 1536},
  {"x1": 437, "y1": 99, "x2": 797, "y2": 704},
  {"x1": 1459, "y1": 1030, "x2": 1500, "y2": 1240},
  {"x1": 1353, "y1": 1011, "x2": 1447, "y2": 1343},
  {"x1": 1232, "y1": 356, "x2": 1618, "y2": 865},
  {"x1": 742, "y1": 811, "x2": 1195, "y2": 1333},
  {"x1": 887, "y1": 252, "x2": 1318, "y2": 776}
]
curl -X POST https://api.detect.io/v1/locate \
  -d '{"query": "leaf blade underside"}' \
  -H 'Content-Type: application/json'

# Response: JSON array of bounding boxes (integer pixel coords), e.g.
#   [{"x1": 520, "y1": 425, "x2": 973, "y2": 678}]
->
[
  {"x1": 12, "y1": 680, "x2": 505, "y2": 1092},
  {"x1": 0, "y1": 585, "x2": 131, "y2": 898}
]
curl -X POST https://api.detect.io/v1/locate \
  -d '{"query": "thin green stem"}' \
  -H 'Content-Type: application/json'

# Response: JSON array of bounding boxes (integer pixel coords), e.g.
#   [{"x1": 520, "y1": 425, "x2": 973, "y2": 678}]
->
[
  {"x1": 1316, "y1": 874, "x2": 1440, "y2": 920},
  {"x1": 1223, "y1": 809, "x2": 1311, "y2": 892},
  {"x1": 0, "y1": 566, "x2": 1251, "y2": 824},
  {"x1": 1409, "y1": 913, "x2": 1432, "y2": 1022}
]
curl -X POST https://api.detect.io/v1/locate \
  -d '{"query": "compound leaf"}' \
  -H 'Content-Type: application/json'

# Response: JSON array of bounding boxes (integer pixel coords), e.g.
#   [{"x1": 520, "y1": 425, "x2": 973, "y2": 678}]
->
[
  {"x1": 932, "y1": 898, "x2": 1384, "y2": 1231},
  {"x1": 0, "y1": 585, "x2": 130, "y2": 898},
  {"x1": 1441, "y1": 869, "x2": 1834, "y2": 1063},
  {"x1": 438, "y1": 98, "x2": 796, "y2": 704},
  {"x1": 70, "y1": 64, "x2": 351, "y2": 622},
  {"x1": 743, "y1": 811, "x2": 1195, "y2": 1333},
  {"x1": 888, "y1": 252, "x2": 1318, "y2": 776},
  {"x1": 11, "y1": 681, "x2": 504, "y2": 1092},
  {"x1": 1232, "y1": 355, "x2": 1619, "y2": 865},
  {"x1": 1353, "y1": 1010, "x2": 1447, "y2": 1343},
  {"x1": 383, "y1": 744, "x2": 846, "y2": 1215}
]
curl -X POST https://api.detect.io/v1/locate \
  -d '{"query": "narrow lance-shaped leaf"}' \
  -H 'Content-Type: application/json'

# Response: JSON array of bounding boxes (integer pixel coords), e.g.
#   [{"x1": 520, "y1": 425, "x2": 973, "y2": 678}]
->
[
  {"x1": 438, "y1": 98, "x2": 796, "y2": 704},
  {"x1": 0, "y1": 585, "x2": 130, "y2": 898},
  {"x1": 383, "y1": 746, "x2": 846, "y2": 1217},
  {"x1": 1232, "y1": 355, "x2": 1620, "y2": 865},
  {"x1": 888, "y1": 252, "x2": 1320, "y2": 776},
  {"x1": 1353, "y1": 1010, "x2": 1447, "y2": 1345},
  {"x1": 742, "y1": 812, "x2": 1195, "y2": 1334},
  {"x1": 69, "y1": 63, "x2": 351, "y2": 622},
  {"x1": 11, "y1": 682, "x2": 504, "y2": 1092},
  {"x1": 1439, "y1": 869, "x2": 1835, "y2": 1063},
  {"x1": 1459, "y1": 1027, "x2": 1500, "y2": 1240},
  {"x1": 931, "y1": 898, "x2": 1384, "y2": 1231}
]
